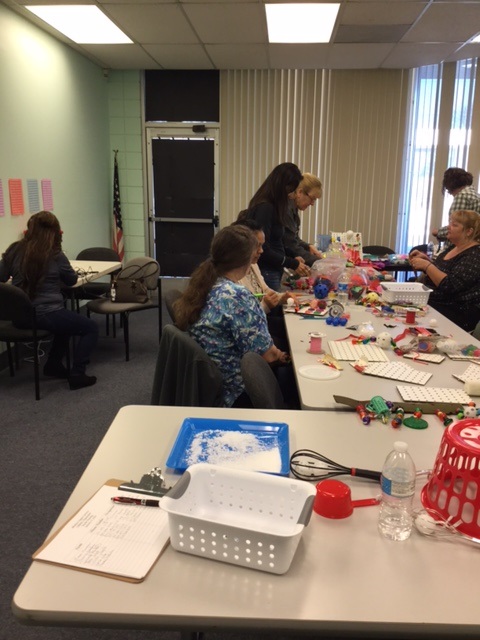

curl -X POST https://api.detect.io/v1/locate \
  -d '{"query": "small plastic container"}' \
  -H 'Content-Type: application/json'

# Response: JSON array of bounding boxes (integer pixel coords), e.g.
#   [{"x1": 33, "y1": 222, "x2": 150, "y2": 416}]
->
[
  {"x1": 161, "y1": 463, "x2": 316, "y2": 574},
  {"x1": 380, "y1": 282, "x2": 432, "y2": 306}
]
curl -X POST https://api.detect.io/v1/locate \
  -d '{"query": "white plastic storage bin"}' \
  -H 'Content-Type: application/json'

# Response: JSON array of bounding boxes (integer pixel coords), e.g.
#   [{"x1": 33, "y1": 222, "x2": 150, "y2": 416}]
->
[
  {"x1": 161, "y1": 463, "x2": 316, "y2": 574},
  {"x1": 381, "y1": 282, "x2": 432, "y2": 306}
]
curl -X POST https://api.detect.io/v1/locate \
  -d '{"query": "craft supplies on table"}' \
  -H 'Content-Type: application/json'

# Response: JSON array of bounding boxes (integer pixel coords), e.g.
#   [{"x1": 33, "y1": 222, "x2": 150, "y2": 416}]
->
[
  {"x1": 297, "y1": 365, "x2": 341, "y2": 381},
  {"x1": 351, "y1": 361, "x2": 432, "y2": 385},
  {"x1": 166, "y1": 417, "x2": 290, "y2": 476},
  {"x1": 328, "y1": 341, "x2": 389, "y2": 362},
  {"x1": 403, "y1": 352, "x2": 445, "y2": 364},
  {"x1": 160, "y1": 463, "x2": 316, "y2": 575},
  {"x1": 396, "y1": 386, "x2": 472, "y2": 404},
  {"x1": 380, "y1": 282, "x2": 432, "y2": 306}
]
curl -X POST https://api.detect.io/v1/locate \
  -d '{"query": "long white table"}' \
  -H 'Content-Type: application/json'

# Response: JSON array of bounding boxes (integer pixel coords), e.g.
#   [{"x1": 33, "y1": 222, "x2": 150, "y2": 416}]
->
[
  {"x1": 12, "y1": 405, "x2": 480, "y2": 637},
  {"x1": 284, "y1": 302, "x2": 480, "y2": 410}
]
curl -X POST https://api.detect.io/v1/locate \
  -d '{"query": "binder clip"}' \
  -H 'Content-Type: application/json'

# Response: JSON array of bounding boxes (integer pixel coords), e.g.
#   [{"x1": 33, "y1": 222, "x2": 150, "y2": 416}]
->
[{"x1": 119, "y1": 466, "x2": 171, "y2": 497}]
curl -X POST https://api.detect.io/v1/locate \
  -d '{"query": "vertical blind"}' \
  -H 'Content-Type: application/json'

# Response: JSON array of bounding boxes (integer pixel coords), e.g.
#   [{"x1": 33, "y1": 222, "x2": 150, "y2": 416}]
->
[{"x1": 220, "y1": 68, "x2": 409, "y2": 250}]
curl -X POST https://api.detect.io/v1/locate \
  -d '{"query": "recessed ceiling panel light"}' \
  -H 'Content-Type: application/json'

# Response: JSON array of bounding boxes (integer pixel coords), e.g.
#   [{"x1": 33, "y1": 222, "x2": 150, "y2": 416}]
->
[
  {"x1": 25, "y1": 5, "x2": 132, "y2": 44},
  {"x1": 266, "y1": 3, "x2": 340, "y2": 44},
  {"x1": 471, "y1": 33, "x2": 480, "y2": 44}
]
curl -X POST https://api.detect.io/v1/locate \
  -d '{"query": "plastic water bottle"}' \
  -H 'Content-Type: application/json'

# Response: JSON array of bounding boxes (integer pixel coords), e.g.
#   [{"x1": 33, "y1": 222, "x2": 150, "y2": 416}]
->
[
  {"x1": 336, "y1": 270, "x2": 349, "y2": 306},
  {"x1": 378, "y1": 441, "x2": 416, "y2": 541}
]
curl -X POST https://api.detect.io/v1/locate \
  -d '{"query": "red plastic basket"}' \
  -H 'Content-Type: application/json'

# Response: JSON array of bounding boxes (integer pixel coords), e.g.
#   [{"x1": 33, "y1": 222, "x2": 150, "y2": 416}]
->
[{"x1": 421, "y1": 419, "x2": 480, "y2": 537}]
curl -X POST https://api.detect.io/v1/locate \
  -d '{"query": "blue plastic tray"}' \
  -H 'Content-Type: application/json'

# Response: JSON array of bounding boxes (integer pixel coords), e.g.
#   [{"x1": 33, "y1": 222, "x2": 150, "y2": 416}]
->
[{"x1": 166, "y1": 417, "x2": 290, "y2": 476}]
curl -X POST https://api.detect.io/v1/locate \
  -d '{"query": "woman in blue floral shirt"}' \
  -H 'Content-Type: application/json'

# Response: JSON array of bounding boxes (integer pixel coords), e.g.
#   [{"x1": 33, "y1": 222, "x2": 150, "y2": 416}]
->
[{"x1": 174, "y1": 225, "x2": 289, "y2": 407}]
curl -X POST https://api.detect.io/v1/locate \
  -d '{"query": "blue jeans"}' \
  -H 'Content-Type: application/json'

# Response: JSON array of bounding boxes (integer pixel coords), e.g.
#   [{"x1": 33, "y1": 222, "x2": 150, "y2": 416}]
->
[
  {"x1": 35, "y1": 309, "x2": 98, "y2": 375},
  {"x1": 261, "y1": 268, "x2": 283, "y2": 292}
]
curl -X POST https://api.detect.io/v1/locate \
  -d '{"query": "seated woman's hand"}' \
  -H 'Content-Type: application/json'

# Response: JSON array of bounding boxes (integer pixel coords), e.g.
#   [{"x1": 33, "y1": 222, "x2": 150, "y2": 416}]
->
[
  {"x1": 263, "y1": 290, "x2": 281, "y2": 309},
  {"x1": 409, "y1": 255, "x2": 430, "y2": 272},
  {"x1": 409, "y1": 249, "x2": 429, "y2": 260}
]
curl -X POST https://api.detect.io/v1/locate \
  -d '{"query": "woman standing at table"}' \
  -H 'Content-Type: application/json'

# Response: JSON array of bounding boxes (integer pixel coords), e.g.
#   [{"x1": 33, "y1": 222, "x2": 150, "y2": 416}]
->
[
  {"x1": 409, "y1": 209, "x2": 480, "y2": 332},
  {"x1": 174, "y1": 225, "x2": 290, "y2": 407},
  {"x1": 0, "y1": 211, "x2": 98, "y2": 389},
  {"x1": 242, "y1": 162, "x2": 309, "y2": 291}
]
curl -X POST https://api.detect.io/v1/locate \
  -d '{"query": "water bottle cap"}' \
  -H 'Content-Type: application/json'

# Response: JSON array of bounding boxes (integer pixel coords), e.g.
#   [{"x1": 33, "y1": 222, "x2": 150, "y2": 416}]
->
[{"x1": 394, "y1": 441, "x2": 408, "y2": 452}]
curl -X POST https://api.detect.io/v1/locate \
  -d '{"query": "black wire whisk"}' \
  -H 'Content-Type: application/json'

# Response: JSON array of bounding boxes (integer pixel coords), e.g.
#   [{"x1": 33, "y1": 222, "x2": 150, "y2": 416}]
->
[{"x1": 290, "y1": 448, "x2": 381, "y2": 482}]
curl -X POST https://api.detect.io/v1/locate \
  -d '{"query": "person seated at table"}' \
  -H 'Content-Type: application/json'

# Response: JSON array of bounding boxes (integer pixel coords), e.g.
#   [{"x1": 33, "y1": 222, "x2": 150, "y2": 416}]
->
[
  {"x1": 0, "y1": 211, "x2": 98, "y2": 389},
  {"x1": 409, "y1": 209, "x2": 480, "y2": 332},
  {"x1": 240, "y1": 162, "x2": 310, "y2": 291},
  {"x1": 284, "y1": 173, "x2": 324, "y2": 267},
  {"x1": 233, "y1": 217, "x2": 297, "y2": 352},
  {"x1": 173, "y1": 225, "x2": 291, "y2": 407},
  {"x1": 432, "y1": 167, "x2": 480, "y2": 249}
]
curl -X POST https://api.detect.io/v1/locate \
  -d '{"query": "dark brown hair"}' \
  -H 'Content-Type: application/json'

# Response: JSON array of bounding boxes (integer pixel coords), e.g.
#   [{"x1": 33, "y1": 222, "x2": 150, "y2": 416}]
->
[
  {"x1": 246, "y1": 162, "x2": 302, "y2": 226},
  {"x1": 442, "y1": 168, "x2": 473, "y2": 195},
  {"x1": 2, "y1": 211, "x2": 62, "y2": 299},
  {"x1": 174, "y1": 225, "x2": 257, "y2": 330}
]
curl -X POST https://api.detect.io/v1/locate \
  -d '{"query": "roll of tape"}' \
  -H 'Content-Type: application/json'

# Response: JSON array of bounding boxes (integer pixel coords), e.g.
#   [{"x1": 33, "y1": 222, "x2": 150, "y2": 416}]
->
[{"x1": 464, "y1": 380, "x2": 480, "y2": 396}]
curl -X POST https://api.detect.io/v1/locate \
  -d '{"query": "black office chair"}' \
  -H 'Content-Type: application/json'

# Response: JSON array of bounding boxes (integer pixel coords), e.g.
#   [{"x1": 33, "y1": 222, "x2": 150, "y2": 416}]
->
[
  {"x1": 363, "y1": 245, "x2": 395, "y2": 257},
  {"x1": 73, "y1": 247, "x2": 121, "y2": 309},
  {"x1": 0, "y1": 283, "x2": 52, "y2": 400},
  {"x1": 164, "y1": 288, "x2": 183, "y2": 324},
  {"x1": 240, "y1": 352, "x2": 286, "y2": 409},
  {"x1": 409, "y1": 244, "x2": 429, "y2": 255},
  {"x1": 151, "y1": 324, "x2": 223, "y2": 407},
  {"x1": 87, "y1": 257, "x2": 160, "y2": 361}
]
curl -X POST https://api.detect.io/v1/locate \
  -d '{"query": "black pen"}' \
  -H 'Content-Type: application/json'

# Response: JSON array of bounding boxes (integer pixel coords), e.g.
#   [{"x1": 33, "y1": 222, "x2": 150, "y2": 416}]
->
[{"x1": 112, "y1": 496, "x2": 160, "y2": 507}]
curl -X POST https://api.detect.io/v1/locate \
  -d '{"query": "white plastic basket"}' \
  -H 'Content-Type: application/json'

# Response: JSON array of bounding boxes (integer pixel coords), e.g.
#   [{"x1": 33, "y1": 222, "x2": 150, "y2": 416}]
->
[
  {"x1": 160, "y1": 463, "x2": 316, "y2": 574},
  {"x1": 381, "y1": 282, "x2": 432, "y2": 306}
]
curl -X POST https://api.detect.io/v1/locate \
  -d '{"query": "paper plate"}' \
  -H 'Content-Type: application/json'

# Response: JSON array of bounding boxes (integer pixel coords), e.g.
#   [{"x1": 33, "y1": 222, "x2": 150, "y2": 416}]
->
[{"x1": 298, "y1": 365, "x2": 341, "y2": 380}]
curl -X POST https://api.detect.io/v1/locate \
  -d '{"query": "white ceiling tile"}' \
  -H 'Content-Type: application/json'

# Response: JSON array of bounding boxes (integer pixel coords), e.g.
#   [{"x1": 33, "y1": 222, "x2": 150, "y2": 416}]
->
[
  {"x1": 144, "y1": 44, "x2": 214, "y2": 68},
  {"x1": 106, "y1": 4, "x2": 200, "y2": 44},
  {"x1": 268, "y1": 44, "x2": 330, "y2": 69},
  {"x1": 341, "y1": 1, "x2": 427, "y2": 25},
  {"x1": 81, "y1": 44, "x2": 161, "y2": 68},
  {"x1": 328, "y1": 43, "x2": 394, "y2": 68},
  {"x1": 182, "y1": 4, "x2": 266, "y2": 43},
  {"x1": 403, "y1": 2, "x2": 480, "y2": 43},
  {"x1": 206, "y1": 44, "x2": 269, "y2": 69},
  {"x1": 383, "y1": 43, "x2": 462, "y2": 68}
]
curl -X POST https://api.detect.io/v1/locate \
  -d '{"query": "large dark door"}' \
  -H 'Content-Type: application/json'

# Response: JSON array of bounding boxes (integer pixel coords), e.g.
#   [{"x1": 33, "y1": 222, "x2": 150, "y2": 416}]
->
[{"x1": 147, "y1": 130, "x2": 218, "y2": 277}]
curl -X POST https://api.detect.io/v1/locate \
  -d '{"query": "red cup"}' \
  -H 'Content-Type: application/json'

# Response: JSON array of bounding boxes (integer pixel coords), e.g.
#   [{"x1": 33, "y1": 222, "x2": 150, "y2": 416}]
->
[{"x1": 313, "y1": 479, "x2": 353, "y2": 519}]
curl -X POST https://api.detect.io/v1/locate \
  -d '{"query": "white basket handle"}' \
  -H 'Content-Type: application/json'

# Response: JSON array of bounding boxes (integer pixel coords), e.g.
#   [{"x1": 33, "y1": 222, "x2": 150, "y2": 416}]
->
[{"x1": 298, "y1": 495, "x2": 315, "y2": 526}]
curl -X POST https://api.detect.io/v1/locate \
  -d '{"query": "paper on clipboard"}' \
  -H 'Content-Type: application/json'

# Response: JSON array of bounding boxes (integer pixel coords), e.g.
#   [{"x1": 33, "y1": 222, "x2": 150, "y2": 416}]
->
[{"x1": 33, "y1": 479, "x2": 170, "y2": 582}]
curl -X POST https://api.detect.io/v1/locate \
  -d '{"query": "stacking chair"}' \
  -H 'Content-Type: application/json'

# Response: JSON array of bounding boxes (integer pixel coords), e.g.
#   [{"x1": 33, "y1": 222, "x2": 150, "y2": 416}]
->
[
  {"x1": 73, "y1": 247, "x2": 121, "y2": 318},
  {"x1": 0, "y1": 283, "x2": 52, "y2": 400},
  {"x1": 151, "y1": 324, "x2": 223, "y2": 407},
  {"x1": 240, "y1": 351, "x2": 286, "y2": 409},
  {"x1": 363, "y1": 245, "x2": 395, "y2": 256},
  {"x1": 87, "y1": 257, "x2": 160, "y2": 361},
  {"x1": 164, "y1": 288, "x2": 183, "y2": 324}
]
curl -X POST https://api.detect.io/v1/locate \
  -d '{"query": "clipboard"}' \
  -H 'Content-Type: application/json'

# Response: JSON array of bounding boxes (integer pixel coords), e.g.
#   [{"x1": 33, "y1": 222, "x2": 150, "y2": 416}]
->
[{"x1": 33, "y1": 479, "x2": 170, "y2": 583}]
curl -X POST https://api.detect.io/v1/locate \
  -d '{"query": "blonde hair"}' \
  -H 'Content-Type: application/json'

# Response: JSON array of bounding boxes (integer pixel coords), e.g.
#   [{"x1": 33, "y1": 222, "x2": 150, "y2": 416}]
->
[
  {"x1": 299, "y1": 173, "x2": 323, "y2": 199},
  {"x1": 450, "y1": 210, "x2": 480, "y2": 242}
]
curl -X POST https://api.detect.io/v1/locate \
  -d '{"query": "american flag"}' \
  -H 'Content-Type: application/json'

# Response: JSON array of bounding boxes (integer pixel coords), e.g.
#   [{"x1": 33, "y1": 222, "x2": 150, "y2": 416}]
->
[{"x1": 112, "y1": 152, "x2": 125, "y2": 261}]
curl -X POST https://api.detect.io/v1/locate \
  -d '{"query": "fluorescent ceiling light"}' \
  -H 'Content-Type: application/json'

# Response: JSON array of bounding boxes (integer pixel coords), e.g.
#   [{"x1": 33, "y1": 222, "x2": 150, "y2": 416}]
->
[
  {"x1": 25, "y1": 5, "x2": 132, "y2": 44},
  {"x1": 266, "y1": 3, "x2": 340, "y2": 43},
  {"x1": 471, "y1": 33, "x2": 480, "y2": 43}
]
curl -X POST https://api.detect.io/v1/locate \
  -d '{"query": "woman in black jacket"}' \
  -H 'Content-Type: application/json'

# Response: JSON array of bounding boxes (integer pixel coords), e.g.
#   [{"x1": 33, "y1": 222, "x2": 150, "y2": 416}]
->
[{"x1": 244, "y1": 162, "x2": 309, "y2": 291}]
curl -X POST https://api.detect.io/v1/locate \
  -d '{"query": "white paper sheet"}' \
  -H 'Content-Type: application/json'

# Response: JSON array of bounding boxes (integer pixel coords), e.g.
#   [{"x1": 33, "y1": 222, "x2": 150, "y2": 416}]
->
[{"x1": 35, "y1": 484, "x2": 170, "y2": 581}]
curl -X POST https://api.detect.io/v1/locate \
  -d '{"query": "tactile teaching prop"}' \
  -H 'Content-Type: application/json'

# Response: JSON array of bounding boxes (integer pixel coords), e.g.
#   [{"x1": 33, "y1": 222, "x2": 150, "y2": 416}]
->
[
  {"x1": 397, "y1": 386, "x2": 472, "y2": 404},
  {"x1": 403, "y1": 352, "x2": 445, "y2": 364},
  {"x1": 447, "y1": 353, "x2": 480, "y2": 361},
  {"x1": 328, "y1": 341, "x2": 389, "y2": 362},
  {"x1": 351, "y1": 362, "x2": 432, "y2": 385},
  {"x1": 452, "y1": 363, "x2": 480, "y2": 384}
]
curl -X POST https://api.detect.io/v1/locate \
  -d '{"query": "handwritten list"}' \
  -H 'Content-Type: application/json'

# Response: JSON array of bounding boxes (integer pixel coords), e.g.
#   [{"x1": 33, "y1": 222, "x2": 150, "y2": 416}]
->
[{"x1": 34, "y1": 483, "x2": 170, "y2": 581}]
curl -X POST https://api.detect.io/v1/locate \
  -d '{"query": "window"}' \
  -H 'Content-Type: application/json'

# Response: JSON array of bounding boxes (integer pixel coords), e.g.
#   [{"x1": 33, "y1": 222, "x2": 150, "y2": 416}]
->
[{"x1": 397, "y1": 58, "x2": 477, "y2": 253}]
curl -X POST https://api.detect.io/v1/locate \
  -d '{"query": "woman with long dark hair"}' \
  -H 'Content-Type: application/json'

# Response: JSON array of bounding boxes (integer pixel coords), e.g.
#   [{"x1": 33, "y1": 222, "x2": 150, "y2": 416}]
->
[
  {"x1": 243, "y1": 162, "x2": 309, "y2": 290},
  {"x1": 0, "y1": 211, "x2": 98, "y2": 389},
  {"x1": 174, "y1": 225, "x2": 288, "y2": 407}
]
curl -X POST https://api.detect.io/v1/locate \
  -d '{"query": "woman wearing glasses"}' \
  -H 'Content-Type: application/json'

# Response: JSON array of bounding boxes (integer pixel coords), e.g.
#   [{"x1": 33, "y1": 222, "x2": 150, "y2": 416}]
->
[{"x1": 284, "y1": 173, "x2": 324, "y2": 267}]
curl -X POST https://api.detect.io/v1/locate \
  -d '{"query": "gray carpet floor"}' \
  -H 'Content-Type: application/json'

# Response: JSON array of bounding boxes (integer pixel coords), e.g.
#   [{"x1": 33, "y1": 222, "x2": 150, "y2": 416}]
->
[{"x1": 0, "y1": 301, "x2": 316, "y2": 640}]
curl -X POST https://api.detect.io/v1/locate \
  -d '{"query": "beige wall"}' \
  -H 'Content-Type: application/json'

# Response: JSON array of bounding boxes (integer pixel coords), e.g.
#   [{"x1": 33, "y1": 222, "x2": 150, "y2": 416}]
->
[{"x1": 220, "y1": 69, "x2": 409, "y2": 251}]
